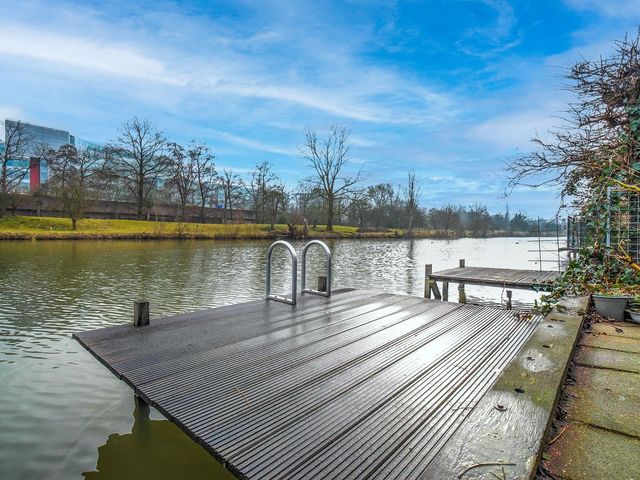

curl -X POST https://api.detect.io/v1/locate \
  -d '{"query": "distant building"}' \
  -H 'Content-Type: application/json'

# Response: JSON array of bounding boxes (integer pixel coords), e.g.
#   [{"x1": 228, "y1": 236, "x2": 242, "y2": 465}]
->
[{"x1": 3, "y1": 119, "x2": 99, "y2": 191}]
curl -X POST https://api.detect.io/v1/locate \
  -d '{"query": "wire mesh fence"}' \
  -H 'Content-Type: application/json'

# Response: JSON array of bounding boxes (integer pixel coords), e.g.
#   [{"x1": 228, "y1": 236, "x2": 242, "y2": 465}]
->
[{"x1": 566, "y1": 190, "x2": 640, "y2": 263}]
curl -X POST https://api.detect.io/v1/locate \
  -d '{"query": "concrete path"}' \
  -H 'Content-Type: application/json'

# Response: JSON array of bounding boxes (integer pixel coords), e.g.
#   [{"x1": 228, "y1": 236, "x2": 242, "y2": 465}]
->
[{"x1": 541, "y1": 320, "x2": 640, "y2": 480}]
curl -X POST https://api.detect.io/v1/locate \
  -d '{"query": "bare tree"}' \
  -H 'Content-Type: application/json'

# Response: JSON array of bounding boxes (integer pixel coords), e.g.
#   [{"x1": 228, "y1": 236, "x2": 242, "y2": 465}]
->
[
  {"x1": 220, "y1": 169, "x2": 243, "y2": 221},
  {"x1": 167, "y1": 143, "x2": 197, "y2": 221},
  {"x1": 248, "y1": 161, "x2": 275, "y2": 223},
  {"x1": 301, "y1": 126, "x2": 362, "y2": 231},
  {"x1": 189, "y1": 142, "x2": 216, "y2": 223},
  {"x1": 265, "y1": 182, "x2": 287, "y2": 229},
  {"x1": 1, "y1": 120, "x2": 33, "y2": 215},
  {"x1": 429, "y1": 204, "x2": 461, "y2": 237},
  {"x1": 507, "y1": 30, "x2": 640, "y2": 207},
  {"x1": 466, "y1": 203, "x2": 491, "y2": 237},
  {"x1": 347, "y1": 190, "x2": 371, "y2": 229},
  {"x1": 106, "y1": 118, "x2": 168, "y2": 219},
  {"x1": 405, "y1": 171, "x2": 421, "y2": 235},
  {"x1": 46, "y1": 144, "x2": 102, "y2": 230},
  {"x1": 367, "y1": 183, "x2": 395, "y2": 227}
]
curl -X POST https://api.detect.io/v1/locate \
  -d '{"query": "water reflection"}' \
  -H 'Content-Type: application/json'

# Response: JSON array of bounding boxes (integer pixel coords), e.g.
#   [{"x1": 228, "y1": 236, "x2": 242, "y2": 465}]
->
[{"x1": 83, "y1": 398, "x2": 234, "y2": 480}]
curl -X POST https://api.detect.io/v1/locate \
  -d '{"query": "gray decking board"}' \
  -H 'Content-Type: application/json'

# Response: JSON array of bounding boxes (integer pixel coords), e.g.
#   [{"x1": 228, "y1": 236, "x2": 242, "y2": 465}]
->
[
  {"x1": 74, "y1": 289, "x2": 545, "y2": 480},
  {"x1": 430, "y1": 266, "x2": 560, "y2": 290}
]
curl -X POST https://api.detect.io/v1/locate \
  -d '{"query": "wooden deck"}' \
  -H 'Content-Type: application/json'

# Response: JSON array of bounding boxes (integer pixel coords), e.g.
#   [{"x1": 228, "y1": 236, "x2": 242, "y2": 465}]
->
[
  {"x1": 430, "y1": 266, "x2": 560, "y2": 290},
  {"x1": 74, "y1": 289, "x2": 571, "y2": 480}
]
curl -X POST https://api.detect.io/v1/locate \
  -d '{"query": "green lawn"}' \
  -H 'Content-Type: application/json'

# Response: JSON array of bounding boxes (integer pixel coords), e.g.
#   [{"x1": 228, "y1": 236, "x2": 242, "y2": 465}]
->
[
  {"x1": 0, "y1": 216, "x2": 392, "y2": 240},
  {"x1": 0, "y1": 215, "x2": 512, "y2": 240}
]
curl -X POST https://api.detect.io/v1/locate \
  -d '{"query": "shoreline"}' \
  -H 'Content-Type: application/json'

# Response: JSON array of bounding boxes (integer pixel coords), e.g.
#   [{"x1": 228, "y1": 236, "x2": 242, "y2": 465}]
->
[
  {"x1": 0, "y1": 216, "x2": 557, "y2": 241},
  {"x1": 0, "y1": 231, "x2": 547, "y2": 241}
]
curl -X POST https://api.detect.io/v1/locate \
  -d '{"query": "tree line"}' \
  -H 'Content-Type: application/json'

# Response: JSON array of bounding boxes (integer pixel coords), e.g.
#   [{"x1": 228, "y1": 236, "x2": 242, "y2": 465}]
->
[{"x1": 1, "y1": 117, "x2": 548, "y2": 235}]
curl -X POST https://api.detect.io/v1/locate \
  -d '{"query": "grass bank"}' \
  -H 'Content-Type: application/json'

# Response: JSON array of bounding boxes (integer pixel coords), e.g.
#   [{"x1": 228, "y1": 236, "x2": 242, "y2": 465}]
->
[
  {"x1": 0, "y1": 216, "x2": 417, "y2": 240},
  {"x1": 0, "y1": 216, "x2": 545, "y2": 241}
]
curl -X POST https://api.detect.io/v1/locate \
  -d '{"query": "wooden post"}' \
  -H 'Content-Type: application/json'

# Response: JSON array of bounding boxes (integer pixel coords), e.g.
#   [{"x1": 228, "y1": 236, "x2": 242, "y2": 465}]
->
[
  {"x1": 432, "y1": 281, "x2": 442, "y2": 300},
  {"x1": 133, "y1": 394, "x2": 150, "y2": 437},
  {"x1": 134, "y1": 300, "x2": 150, "y2": 327},
  {"x1": 317, "y1": 275, "x2": 327, "y2": 293},
  {"x1": 458, "y1": 259, "x2": 466, "y2": 303},
  {"x1": 458, "y1": 283, "x2": 466, "y2": 304},
  {"x1": 506, "y1": 290, "x2": 513, "y2": 310},
  {"x1": 442, "y1": 281, "x2": 449, "y2": 301},
  {"x1": 424, "y1": 264, "x2": 432, "y2": 299}
]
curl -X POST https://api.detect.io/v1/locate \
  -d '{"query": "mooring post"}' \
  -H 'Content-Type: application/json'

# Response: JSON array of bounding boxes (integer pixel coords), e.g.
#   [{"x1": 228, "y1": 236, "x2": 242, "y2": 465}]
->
[
  {"x1": 133, "y1": 394, "x2": 150, "y2": 437},
  {"x1": 442, "y1": 281, "x2": 449, "y2": 301},
  {"x1": 458, "y1": 259, "x2": 466, "y2": 303},
  {"x1": 318, "y1": 275, "x2": 328, "y2": 293},
  {"x1": 424, "y1": 264, "x2": 432, "y2": 299},
  {"x1": 432, "y1": 281, "x2": 442, "y2": 300},
  {"x1": 506, "y1": 290, "x2": 513, "y2": 310},
  {"x1": 134, "y1": 300, "x2": 150, "y2": 327}
]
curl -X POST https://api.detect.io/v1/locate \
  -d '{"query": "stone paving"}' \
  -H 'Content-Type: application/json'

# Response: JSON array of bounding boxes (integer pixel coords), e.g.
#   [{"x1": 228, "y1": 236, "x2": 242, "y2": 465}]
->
[{"x1": 541, "y1": 320, "x2": 640, "y2": 480}]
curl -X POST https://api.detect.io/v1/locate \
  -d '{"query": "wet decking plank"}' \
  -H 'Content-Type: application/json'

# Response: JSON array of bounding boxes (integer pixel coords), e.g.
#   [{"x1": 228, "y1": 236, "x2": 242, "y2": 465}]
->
[
  {"x1": 74, "y1": 289, "x2": 552, "y2": 480},
  {"x1": 430, "y1": 266, "x2": 560, "y2": 290},
  {"x1": 421, "y1": 296, "x2": 588, "y2": 480}
]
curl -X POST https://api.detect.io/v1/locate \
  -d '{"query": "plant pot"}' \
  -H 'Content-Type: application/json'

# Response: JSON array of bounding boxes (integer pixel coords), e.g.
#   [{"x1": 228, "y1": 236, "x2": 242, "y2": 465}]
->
[
  {"x1": 626, "y1": 309, "x2": 640, "y2": 324},
  {"x1": 593, "y1": 295, "x2": 629, "y2": 322}
]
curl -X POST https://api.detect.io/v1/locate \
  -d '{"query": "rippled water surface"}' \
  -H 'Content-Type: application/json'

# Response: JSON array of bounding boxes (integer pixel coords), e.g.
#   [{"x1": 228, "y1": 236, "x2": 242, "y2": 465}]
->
[{"x1": 0, "y1": 237, "x2": 551, "y2": 479}]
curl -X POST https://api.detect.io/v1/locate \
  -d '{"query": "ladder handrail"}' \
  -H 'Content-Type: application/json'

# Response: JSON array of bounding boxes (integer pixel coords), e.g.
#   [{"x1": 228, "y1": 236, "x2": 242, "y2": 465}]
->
[
  {"x1": 266, "y1": 240, "x2": 297, "y2": 305},
  {"x1": 301, "y1": 240, "x2": 332, "y2": 297}
]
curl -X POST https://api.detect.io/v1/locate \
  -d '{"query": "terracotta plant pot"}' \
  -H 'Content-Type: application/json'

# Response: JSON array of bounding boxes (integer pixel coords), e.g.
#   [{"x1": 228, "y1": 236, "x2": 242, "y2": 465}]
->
[{"x1": 593, "y1": 295, "x2": 629, "y2": 322}]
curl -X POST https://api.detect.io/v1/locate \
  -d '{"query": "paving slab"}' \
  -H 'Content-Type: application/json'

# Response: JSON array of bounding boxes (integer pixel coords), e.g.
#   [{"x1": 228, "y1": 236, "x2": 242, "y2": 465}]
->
[
  {"x1": 591, "y1": 322, "x2": 640, "y2": 340},
  {"x1": 580, "y1": 332, "x2": 640, "y2": 354},
  {"x1": 541, "y1": 312, "x2": 640, "y2": 480},
  {"x1": 574, "y1": 345, "x2": 640, "y2": 374},
  {"x1": 543, "y1": 423, "x2": 640, "y2": 480},
  {"x1": 566, "y1": 365, "x2": 640, "y2": 438}
]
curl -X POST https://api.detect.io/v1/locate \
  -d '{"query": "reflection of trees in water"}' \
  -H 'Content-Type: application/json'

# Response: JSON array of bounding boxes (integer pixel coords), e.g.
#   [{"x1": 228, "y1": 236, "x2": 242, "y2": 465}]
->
[
  {"x1": 83, "y1": 398, "x2": 235, "y2": 480},
  {"x1": 405, "y1": 239, "x2": 416, "y2": 295}
]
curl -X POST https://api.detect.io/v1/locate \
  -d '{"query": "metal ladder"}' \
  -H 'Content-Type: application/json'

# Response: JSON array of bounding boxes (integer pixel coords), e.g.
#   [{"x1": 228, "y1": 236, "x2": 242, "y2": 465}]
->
[{"x1": 265, "y1": 240, "x2": 332, "y2": 305}]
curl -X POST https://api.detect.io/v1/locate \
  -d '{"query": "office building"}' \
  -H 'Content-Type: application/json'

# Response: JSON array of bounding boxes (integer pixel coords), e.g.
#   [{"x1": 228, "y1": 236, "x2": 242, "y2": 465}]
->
[{"x1": 3, "y1": 119, "x2": 97, "y2": 191}]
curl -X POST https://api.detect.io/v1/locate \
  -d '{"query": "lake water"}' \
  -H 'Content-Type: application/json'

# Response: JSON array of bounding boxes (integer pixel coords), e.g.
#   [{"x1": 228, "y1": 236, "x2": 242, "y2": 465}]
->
[{"x1": 0, "y1": 237, "x2": 558, "y2": 479}]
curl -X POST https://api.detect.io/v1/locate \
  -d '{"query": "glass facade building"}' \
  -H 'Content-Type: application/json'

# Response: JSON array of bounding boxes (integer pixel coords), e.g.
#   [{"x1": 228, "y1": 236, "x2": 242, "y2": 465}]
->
[{"x1": 3, "y1": 119, "x2": 98, "y2": 191}]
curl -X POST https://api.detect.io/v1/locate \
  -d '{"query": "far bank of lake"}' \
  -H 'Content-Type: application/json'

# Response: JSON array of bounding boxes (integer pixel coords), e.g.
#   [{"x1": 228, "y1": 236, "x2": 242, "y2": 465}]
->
[{"x1": 0, "y1": 215, "x2": 555, "y2": 241}]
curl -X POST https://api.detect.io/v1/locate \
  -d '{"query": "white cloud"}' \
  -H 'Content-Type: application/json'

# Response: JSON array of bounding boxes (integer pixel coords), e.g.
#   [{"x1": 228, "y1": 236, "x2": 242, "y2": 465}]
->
[
  {"x1": 0, "y1": 17, "x2": 455, "y2": 126},
  {"x1": 0, "y1": 25, "x2": 188, "y2": 86},
  {"x1": 466, "y1": 109, "x2": 559, "y2": 150},
  {"x1": 457, "y1": 0, "x2": 521, "y2": 57},
  {"x1": 563, "y1": 0, "x2": 640, "y2": 17},
  {"x1": 205, "y1": 129, "x2": 296, "y2": 156}
]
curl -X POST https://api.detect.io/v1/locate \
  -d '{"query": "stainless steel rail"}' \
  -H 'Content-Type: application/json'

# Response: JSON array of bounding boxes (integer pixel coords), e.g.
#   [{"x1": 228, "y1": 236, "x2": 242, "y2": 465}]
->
[
  {"x1": 266, "y1": 240, "x2": 298, "y2": 305},
  {"x1": 301, "y1": 240, "x2": 332, "y2": 297}
]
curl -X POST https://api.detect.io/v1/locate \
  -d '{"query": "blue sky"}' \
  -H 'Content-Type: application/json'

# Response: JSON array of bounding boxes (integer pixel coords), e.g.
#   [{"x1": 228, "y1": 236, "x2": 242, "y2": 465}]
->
[{"x1": 1, "y1": 0, "x2": 639, "y2": 217}]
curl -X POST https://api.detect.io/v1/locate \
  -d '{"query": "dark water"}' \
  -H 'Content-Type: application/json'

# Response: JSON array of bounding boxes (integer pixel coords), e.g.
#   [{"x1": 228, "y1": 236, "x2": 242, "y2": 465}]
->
[{"x1": 0, "y1": 237, "x2": 549, "y2": 479}]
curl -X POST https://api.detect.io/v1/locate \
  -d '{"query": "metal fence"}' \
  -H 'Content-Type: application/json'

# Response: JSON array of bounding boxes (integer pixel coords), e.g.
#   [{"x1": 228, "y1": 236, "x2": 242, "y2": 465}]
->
[{"x1": 566, "y1": 190, "x2": 640, "y2": 263}]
